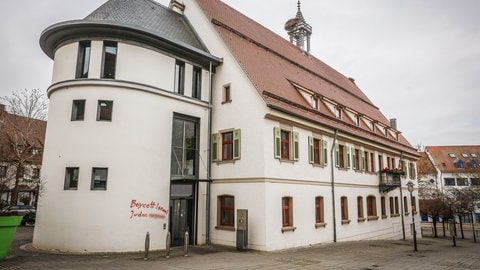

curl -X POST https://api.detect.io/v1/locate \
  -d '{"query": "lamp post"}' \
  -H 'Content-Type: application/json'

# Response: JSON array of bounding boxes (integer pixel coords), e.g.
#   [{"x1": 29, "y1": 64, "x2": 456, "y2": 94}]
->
[{"x1": 406, "y1": 181, "x2": 417, "y2": 251}]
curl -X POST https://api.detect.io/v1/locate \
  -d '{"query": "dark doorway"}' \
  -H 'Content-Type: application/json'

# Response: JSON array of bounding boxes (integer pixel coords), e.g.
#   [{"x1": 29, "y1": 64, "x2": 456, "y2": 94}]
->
[{"x1": 169, "y1": 183, "x2": 195, "y2": 247}]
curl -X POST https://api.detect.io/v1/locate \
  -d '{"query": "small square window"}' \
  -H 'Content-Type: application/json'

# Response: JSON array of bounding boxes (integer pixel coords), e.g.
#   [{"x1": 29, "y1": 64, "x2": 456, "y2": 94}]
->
[
  {"x1": 71, "y1": 100, "x2": 86, "y2": 121},
  {"x1": 64, "y1": 167, "x2": 79, "y2": 190},
  {"x1": 91, "y1": 168, "x2": 108, "y2": 190},
  {"x1": 97, "y1": 100, "x2": 113, "y2": 121}
]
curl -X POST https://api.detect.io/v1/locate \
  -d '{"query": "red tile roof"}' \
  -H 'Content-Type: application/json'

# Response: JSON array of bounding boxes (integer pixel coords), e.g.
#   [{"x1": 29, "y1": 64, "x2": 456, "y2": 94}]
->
[
  {"x1": 425, "y1": 145, "x2": 480, "y2": 173},
  {"x1": 196, "y1": 0, "x2": 418, "y2": 157}
]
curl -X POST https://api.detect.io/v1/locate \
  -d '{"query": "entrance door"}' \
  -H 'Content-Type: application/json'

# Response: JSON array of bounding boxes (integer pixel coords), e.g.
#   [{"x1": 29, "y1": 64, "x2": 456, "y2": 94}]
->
[{"x1": 169, "y1": 183, "x2": 195, "y2": 247}]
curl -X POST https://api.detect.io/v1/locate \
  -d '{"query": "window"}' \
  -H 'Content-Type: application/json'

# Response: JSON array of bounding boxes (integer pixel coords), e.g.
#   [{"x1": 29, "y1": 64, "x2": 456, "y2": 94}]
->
[
  {"x1": 64, "y1": 167, "x2": 79, "y2": 190},
  {"x1": 468, "y1": 159, "x2": 478, "y2": 168},
  {"x1": 380, "y1": 197, "x2": 386, "y2": 218},
  {"x1": 456, "y1": 178, "x2": 468, "y2": 186},
  {"x1": 454, "y1": 159, "x2": 464, "y2": 169},
  {"x1": 192, "y1": 66, "x2": 202, "y2": 99},
  {"x1": 76, "y1": 41, "x2": 91, "y2": 78},
  {"x1": 448, "y1": 153, "x2": 456, "y2": 158},
  {"x1": 367, "y1": 196, "x2": 377, "y2": 218},
  {"x1": 461, "y1": 153, "x2": 469, "y2": 158},
  {"x1": 471, "y1": 178, "x2": 480, "y2": 186},
  {"x1": 274, "y1": 127, "x2": 299, "y2": 161},
  {"x1": 403, "y1": 196, "x2": 409, "y2": 214},
  {"x1": 408, "y1": 162, "x2": 416, "y2": 179},
  {"x1": 308, "y1": 137, "x2": 327, "y2": 166},
  {"x1": 444, "y1": 178, "x2": 455, "y2": 186},
  {"x1": 222, "y1": 84, "x2": 231, "y2": 103},
  {"x1": 102, "y1": 41, "x2": 117, "y2": 79},
  {"x1": 341, "y1": 196, "x2": 349, "y2": 222},
  {"x1": 357, "y1": 196, "x2": 364, "y2": 221},
  {"x1": 174, "y1": 60, "x2": 185, "y2": 94},
  {"x1": 335, "y1": 144, "x2": 348, "y2": 168},
  {"x1": 218, "y1": 195, "x2": 234, "y2": 227},
  {"x1": 171, "y1": 115, "x2": 199, "y2": 178},
  {"x1": 282, "y1": 197, "x2": 293, "y2": 227},
  {"x1": 471, "y1": 153, "x2": 478, "y2": 158},
  {"x1": 411, "y1": 196, "x2": 416, "y2": 213},
  {"x1": 394, "y1": 197, "x2": 399, "y2": 215},
  {"x1": 0, "y1": 166, "x2": 7, "y2": 177},
  {"x1": 212, "y1": 129, "x2": 241, "y2": 162},
  {"x1": 71, "y1": 100, "x2": 86, "y2": 121},
  {"x1": 353, "y1": 148, "x2": 363, "y2": 170},
  {"x1": 378, "y1": 155, "x2": 384, "y2": 171},
  {"x1": 32, "y1": 168, "x2": 40, "y2": 179},
  {"x1": 97, "y1": 100, "x2": 113, "y2": 121},
  {"x1": 313, "y1": 96, "x2": 319, "y2": 110},
  {"x1": 389, "y1": 197, "x2": 394, "y2": 215},
  {"x1": 91, "y1": 167, "x2": 108, "y2": 190},
  {"x1": 315, "y1": 196, "x2": 324, "y2": 224}
]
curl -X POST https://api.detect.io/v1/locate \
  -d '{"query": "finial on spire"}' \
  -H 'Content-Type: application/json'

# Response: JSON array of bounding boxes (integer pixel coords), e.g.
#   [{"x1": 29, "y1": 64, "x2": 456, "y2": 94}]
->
[{"x1": 284, "y1": 0, "x2": 312, "y2": 53}]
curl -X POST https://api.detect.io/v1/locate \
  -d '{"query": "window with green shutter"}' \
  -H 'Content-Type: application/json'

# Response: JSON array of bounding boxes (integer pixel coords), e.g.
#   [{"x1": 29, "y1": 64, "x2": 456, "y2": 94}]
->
[{"x1": 212, "y1": 129, "x2": 241, "y2": 162}]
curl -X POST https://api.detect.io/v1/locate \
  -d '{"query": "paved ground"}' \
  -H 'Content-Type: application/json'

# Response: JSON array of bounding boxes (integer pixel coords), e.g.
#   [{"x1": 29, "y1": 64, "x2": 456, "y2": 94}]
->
[{"x1": 1, "y1": 226, "x2": 479, "y2": 270}]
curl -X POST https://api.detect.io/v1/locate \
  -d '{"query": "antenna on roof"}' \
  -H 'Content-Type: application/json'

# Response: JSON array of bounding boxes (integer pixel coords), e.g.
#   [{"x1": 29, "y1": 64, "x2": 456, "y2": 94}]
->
[{"x1": 284, "y1": 0, "x2": 312, "y2": 53}]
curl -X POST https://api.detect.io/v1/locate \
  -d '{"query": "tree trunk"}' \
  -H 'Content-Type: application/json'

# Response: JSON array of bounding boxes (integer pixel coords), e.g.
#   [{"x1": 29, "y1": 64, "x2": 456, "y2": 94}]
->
[{"x1": 433, "y1": 218, "x2": 438, "y2": 238}]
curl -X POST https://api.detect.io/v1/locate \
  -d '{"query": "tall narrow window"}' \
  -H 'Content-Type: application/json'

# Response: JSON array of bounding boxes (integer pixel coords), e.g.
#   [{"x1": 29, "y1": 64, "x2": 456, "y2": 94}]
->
[
  {"x1": 381, "y1": 197, "x2": 386, "y2": 218},
  {"x1": 335, "y1": 144, "x2": 347, "y2": 168},
  {"x1": 76, "y1": 41, "x2": 91, "y2": 78},
  {"x1": 280, "y1": 130, "x2": 290, "y2": 160},
  {"x1": 389, "y1": 197, "x2": 394, "y2": 215},
  {"x1": 411, "y1": 196, "x2": 417, "y2": 213},
  {"x1": 274, "y1": 127, "x2": 298, "y2": 161},
  {"x1": 218, "y1": 195, "x2": 234, "y2": 227},
  {"x1": 174, "y1": 60, "x2": 185, "y2": 94},
  {"x1": 341, "y1": 196, "x2": 349, "y2": 222},
  {"x1": 394, "y1": 197, "x2": 399, "y2": 215},
  {"x1": 378, "y1": 155, "x2": 384, "y2": 171},
  {"x1": 71, "y1": 99, "x2": 86, "y2": 121},
  {"x1": 367, "y1": 196, "x2": 377, "y2": 218},
  {"x1": 282, "y1": 197, "x2": 293, "y2": 227},
  {"x1": 315, "y1": 196, "x2": 324, "y2": 224},
  {"x1": 91, "y1": 167, "x2": 108, "y2": 190},
  {"x1": 171, "y1": 115, "x2": 199, "y2": 179},
  {"x1": 404, "y1": 196, "x2": 409, "y2": 214},
  {"x1": 222, "y1": 131, "x2": 233, "y2": 161},
  {"x1": 192, "y1": 66, "x2": 202, "y2": 99},
  {"x1": 222, "y1": 84, "x2": 231, "y2": 103},
  {"x1": 102, "y1": 41, "x2": 117, "y2": 79},
  {"x1": 357, "y1": 196, "x2": 364, "y2": 221},
  {"x1": 0, "y1": 166, "x2": 7, "y2": 177},
  {"x1": 97, "y1": 100, "x2": 113, "y2": 121},
  {"x1": 64, "y1": 167, "x2": 79, "y2": 190}
]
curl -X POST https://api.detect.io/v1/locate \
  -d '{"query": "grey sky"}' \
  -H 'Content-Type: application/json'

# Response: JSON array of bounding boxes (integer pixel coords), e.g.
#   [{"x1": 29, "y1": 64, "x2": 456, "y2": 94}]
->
[{"x1": 1, "y1": 0, "x2": 479, "y2": 147}]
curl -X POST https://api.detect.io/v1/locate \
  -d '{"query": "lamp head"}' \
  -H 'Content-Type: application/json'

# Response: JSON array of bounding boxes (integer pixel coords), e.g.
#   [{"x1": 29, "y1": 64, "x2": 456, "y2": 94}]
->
[{"x1": 406, "y1": 181, "x2": 414, "y2": 193}]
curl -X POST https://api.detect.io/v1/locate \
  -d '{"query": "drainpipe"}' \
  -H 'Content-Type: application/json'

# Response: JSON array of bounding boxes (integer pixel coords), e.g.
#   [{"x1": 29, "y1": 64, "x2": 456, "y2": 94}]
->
[
  {"x1": 330, "y1": 129, "x2": 338, "y2": 243},
  {"x1": 206, "y1": 61, "x2": 213, "y2": 245},
  {"x1": 399, "y1": 151, "x2": 406, "y2": 240}
]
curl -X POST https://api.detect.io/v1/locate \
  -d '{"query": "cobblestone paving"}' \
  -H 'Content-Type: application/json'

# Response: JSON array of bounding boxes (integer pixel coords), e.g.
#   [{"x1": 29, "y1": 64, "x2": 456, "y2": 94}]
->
[{"x1": 1, "y1": 226, "x2": 479, "y2": 270}]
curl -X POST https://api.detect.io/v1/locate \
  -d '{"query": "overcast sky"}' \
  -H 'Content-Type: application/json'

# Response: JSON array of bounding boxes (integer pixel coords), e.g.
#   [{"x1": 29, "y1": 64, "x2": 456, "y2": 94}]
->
[{"x1": 1, "y1": 0, "x2": 479, "y2": 147}]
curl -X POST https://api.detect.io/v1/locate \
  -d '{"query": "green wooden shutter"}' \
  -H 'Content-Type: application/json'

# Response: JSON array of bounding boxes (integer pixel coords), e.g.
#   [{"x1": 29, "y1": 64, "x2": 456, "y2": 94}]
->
[
  {"x1": 212, "y1": 133, "x2": 220, "y2": 162},
  {"x1": 323, "y1": 140, "x2": 328, "y2": 166},
  {"x1": 335, "y1": 143, "x2": 339, "y2": 167},
  {"x1": 293, "y1": 131, "x2": 299, "y2": 161},
  {"x1": 351, "y1": 147, "x2": 356, "y2": 169},
  {"x1": 233, "y1": 129, "x2": 241, "y2": 160},
  {"x1": 347, "y1": 146, "x2": 351, "y2": 169},
  {"x1": 308, "y1": 136, "x2": 314, "y2": 164},
  {"x1": 361, "y1": 150, "x2": 366, "y2": 171},
  {"x1": 274, "y1": 127, "x2": 281, "y2": 159}
]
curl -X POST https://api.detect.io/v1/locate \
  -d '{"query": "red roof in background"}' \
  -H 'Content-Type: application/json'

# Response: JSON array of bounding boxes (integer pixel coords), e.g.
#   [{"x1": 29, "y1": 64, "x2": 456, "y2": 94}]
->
[
  {"x1": 417, "y1": 152, "x2": 437, "y2": 175},
  {"x1": 425, "y1": 145, "x2": 480, "y2": 173},
  {"x1": 196, "y1": 0, "x2": 418, "y2": 157}
]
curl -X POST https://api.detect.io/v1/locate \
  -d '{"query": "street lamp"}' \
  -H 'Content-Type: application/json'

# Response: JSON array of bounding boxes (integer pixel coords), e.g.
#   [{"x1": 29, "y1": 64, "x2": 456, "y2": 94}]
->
[{"x1": 406, "y1": 181, "x2": 417, "y2": 251}]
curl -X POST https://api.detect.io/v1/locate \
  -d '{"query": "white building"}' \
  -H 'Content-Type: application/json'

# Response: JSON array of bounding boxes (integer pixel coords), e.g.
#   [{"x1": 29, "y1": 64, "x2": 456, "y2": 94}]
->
[{"x1": 33, "y1": 0, "x2": 420, "y2": 253}]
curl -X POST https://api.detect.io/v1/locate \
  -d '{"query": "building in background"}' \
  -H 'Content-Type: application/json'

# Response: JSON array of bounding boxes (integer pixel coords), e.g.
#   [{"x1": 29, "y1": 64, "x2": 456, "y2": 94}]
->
[
  {"x1": 0, "y1": 103, "x2": 46, "y2": 208},
  {"x1": 34, "y1": 0, "x2": 419, "y2": 253}
]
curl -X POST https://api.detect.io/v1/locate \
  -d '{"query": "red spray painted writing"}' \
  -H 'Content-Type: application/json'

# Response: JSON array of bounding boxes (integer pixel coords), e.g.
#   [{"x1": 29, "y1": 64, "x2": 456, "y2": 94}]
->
[{"x1": 129, "y1": 199, "x2": 168, "y2": 219}]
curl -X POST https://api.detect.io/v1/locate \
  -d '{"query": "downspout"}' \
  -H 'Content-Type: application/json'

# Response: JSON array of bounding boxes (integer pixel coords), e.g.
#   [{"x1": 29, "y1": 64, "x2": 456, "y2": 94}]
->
[
  {"x1": 206, "y1": 61, "x2": 213, "y2": 245},
  {"x1": 330, "y1": 129, "x2": 338, "y2": 243}
]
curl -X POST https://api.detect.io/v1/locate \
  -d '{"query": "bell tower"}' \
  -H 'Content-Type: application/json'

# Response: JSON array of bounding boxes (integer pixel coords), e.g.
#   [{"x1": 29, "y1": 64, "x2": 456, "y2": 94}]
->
[{"x1": 284, "y1": 1, "x2": 312, "y2": 53}]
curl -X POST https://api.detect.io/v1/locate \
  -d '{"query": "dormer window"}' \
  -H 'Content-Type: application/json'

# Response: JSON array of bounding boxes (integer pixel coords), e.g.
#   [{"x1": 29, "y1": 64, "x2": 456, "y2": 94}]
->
[
  {"x1": 335, "y1": 106, "x2": 342, "y2": 119},
  {"x1": 472, "y1": 153, "x2": 478, "y2": 158},
  {"x1": 453, "y1": 159, "x2": 464, "y2": 169},
  {"x1": 313, "y1": 96, "x2": 320, "y2": 110},
  {"x1": 462, "y1": 153, "x2": 468, "y2": 158},
  {"x1": 448, "y1": 153, "x2": 456, "y2": 158}
]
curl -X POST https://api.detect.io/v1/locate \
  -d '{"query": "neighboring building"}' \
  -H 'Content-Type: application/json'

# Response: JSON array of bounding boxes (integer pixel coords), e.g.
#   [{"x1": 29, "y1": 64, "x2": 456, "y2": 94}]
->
[
  {"x1": 420, "y1": 145, "x2": 480, "y2": 221},
  {"x1": 0, "y1": 103, "x2": 46, "y2": 207},
  {"x1": 34, "y1": 0, "x2": 420, "y2": 253}
]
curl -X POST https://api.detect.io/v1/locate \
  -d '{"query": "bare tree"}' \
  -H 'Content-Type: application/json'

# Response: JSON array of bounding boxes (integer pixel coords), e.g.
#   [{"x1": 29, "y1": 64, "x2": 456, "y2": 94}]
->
[{"x1": 0, "y1": 89, "x2": 47, "y2": 205}]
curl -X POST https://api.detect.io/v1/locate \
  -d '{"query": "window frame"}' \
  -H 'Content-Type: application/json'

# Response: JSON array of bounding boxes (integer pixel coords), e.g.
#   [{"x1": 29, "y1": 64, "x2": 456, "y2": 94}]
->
[
  {"x1": 64, "y1": 167, "x2": 79, "y2": 190},
  {"x1": 96, "y1": 100, "x2": 113, "y2": 121},
  {"x1": 91, "y1": 167, "x2": 108, "y2": 190},
  {"x1": 218, "y1": 195, "x2": 235, "y2": 227},
  {"x1": 222, "y1": 84, "x2": 231, "y2": 104},
  {"x1": 212, "y1": 129, "x2": 241, "y2": 162},
  {"x1": 174, "y1": 60, "x2": 185, "y2": 94},
  {"x1": 341, "y1": 196, "x2": 350, "y2": 223},
  {"x1": 315, "y1": 196, "x2": 325, "y2": 225},
  {"x1": 357, "y1": 196, "x2": 365, "y2": 221},
  {"x1": 76, "y1": 40, "x2": 91, "y2": 79},
  {"x1": 381, "y1": 196, "x2": 387, "y2": 218},
  {"x1": 192, "y1": 66, "x2": 202, "y2": 99},
  {"x1": 274, "y1": 127, "x2": 298, "y2": 161},
  {"x1": 71, "y1": 99, "x2": 86, "y2": 121},
  {"x1": 101, "y1": 41, "x2": 117, "y2": 79},
  {"x1": 282, "y1": 196, "x2": 293, "y2": 228},
  {"x1": 367, "y1": 195, "x2": 377, "y2": 219}
]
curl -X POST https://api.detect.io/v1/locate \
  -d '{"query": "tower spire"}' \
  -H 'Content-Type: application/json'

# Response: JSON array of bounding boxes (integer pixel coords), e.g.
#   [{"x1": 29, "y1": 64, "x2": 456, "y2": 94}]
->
[{"x1": 284, "y1": 1, "x2": 312, "y2": 53}]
